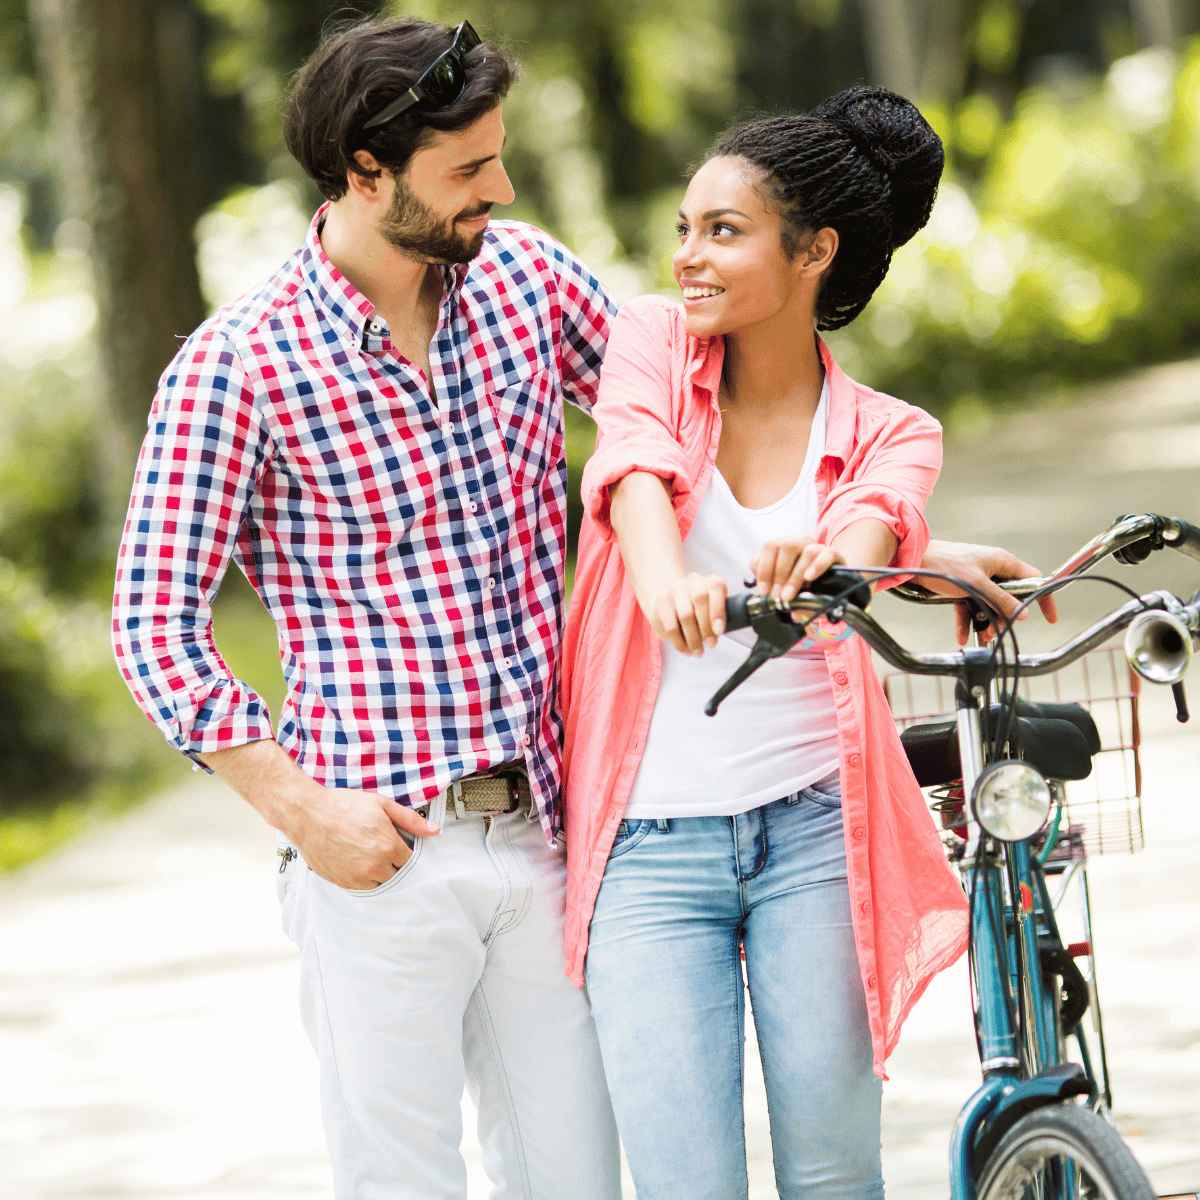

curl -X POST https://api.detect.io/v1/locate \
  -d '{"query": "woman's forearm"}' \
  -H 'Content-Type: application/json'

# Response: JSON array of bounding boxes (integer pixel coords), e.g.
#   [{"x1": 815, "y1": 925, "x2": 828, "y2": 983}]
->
[
  {"x1": 829, "y1": 518, "x2": 899, "y2": 573},
  {"x1": 609, "y1": 472, "x2": 687, "y2": 613}
]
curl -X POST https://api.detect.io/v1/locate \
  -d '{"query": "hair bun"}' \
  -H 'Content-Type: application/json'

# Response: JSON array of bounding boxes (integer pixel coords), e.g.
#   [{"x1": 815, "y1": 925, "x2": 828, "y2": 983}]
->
[{"x1": 809, "y1": 86, "x2": 943, "y2": 249}]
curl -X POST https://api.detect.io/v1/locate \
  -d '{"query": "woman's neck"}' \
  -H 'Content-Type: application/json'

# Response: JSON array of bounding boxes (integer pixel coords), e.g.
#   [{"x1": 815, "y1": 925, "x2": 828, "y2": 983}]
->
[{"x1": 720, "y1": 310, "x2": 824, "y2": 419}]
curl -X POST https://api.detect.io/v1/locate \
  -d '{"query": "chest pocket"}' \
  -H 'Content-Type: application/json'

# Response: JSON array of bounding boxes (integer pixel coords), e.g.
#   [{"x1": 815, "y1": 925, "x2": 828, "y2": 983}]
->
[{"x1": 488, "y1": 369, "x2": 559, "y2": 492}]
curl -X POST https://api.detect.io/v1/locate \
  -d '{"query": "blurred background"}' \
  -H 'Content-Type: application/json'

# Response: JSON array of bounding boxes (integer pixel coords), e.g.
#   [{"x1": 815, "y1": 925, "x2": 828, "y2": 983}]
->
[{"x1": 1, "y1": 0, "x2": 1199, "y2": 868}]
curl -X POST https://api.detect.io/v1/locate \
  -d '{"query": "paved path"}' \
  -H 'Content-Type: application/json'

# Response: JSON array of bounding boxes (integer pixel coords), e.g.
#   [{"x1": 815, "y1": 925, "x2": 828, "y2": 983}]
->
[{"x1": 3, "y1": 359, "x2": 1200, "y2": 1198}]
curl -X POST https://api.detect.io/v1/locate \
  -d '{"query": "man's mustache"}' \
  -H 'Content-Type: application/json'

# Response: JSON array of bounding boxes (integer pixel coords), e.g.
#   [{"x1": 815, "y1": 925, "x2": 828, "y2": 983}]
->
[{"x1": 456, "y1": 203, "x2": 492, "y2": 222}]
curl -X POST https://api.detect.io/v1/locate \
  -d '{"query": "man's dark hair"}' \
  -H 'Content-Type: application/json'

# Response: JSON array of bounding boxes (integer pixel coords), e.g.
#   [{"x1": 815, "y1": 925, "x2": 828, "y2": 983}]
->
[
  {"x1": 711, "y1": 87, "x2": 943, "y2": 330},
  {"x1": 284, "y1": 17, "x2": 519, "y2": 202}
]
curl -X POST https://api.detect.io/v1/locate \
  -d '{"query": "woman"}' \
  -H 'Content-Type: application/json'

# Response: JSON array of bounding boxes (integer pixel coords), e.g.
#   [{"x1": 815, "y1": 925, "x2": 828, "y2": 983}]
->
[{"x1": 560, "y1": 87, "x2": 970, "y2": 1199}]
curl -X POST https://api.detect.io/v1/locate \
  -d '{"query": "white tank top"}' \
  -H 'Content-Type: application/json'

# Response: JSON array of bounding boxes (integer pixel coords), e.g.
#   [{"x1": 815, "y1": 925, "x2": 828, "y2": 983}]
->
[{"x1": 624, "y1": 380, "x2": 841, "y2": 819}]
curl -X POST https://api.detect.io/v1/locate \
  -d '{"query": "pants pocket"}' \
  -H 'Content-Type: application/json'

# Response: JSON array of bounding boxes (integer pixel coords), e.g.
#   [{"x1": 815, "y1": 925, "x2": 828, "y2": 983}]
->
[
  {"x1": 606, "y1": 818, "x2": 655, "y2": 859},
  {"x1": 799, "y1": 773, "x2": 843, "y2": 809},
  {"x1": 339, "y1": 792, "x2": 444, "y2": 898}
]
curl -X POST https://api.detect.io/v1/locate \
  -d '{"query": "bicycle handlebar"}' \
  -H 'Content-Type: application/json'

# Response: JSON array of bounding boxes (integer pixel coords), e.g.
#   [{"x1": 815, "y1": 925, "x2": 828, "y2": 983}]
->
[
  {"x1": 709, "y1": 514, "x2": 1200, "y2": 713},
  {"x1": 724, "y1": 586, "x2": 1198, "y2": 679},
  {"x1": 890, "y1": 513, "x2": 1200, "y2": 606}
]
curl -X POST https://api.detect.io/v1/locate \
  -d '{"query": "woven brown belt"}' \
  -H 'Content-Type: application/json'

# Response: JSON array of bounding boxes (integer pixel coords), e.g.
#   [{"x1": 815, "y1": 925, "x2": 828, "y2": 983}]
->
[{"x1": 447, "y1": 763, "x2": 531, "y2": 818}]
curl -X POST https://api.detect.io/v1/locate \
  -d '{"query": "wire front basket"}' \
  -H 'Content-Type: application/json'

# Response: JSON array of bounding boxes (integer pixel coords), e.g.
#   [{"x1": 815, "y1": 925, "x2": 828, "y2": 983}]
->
[{"x1": 883, "y1": 644, "x2": 1144, "y2": 858}]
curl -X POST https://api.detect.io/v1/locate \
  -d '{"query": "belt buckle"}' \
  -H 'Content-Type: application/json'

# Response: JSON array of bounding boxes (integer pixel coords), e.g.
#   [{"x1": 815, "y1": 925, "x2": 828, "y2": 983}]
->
[{"x1": 450, "y1": 779, "x2": 467, "y2": 820}]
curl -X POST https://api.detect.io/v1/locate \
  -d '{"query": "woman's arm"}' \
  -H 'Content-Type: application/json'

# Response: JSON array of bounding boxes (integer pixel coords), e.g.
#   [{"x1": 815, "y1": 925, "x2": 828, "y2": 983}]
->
[
  {"x1": 610, "y1": 471, "x2": 728, "y2": 656},
  {"x1": 751, "y1": 518, "x2": 898, "y2": 601}
]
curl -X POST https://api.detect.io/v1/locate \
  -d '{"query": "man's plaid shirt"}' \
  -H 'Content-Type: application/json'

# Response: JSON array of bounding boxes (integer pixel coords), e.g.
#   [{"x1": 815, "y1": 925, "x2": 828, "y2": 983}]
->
[{"x1": 112, "y1": 207, "x2": 615, "y2": 839}]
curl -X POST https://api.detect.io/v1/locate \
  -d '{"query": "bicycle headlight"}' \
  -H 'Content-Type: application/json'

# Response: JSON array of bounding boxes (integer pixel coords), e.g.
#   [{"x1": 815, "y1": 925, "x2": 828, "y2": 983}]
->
[{"x1": 970, "y1": 760, "x2": 1052, "y2": 842}]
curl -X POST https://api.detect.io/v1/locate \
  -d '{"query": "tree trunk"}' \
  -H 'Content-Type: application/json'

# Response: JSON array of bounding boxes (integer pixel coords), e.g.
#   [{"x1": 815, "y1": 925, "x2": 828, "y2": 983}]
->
[
  {"x1": 859, "y1": 0, "x2": 921, "y2": 97},
  {"x1": 1129, "y1": 0, "x2": 1177, "y2": 46},
  {"x1": 26, "y1": 0, "x2": 208, "y2": 471},
  {"x1": 918, "y1": 0, "x2": 970, "y2": 104}
]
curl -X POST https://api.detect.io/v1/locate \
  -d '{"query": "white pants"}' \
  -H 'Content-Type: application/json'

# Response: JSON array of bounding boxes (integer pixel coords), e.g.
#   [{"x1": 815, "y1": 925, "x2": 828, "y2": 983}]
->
[{"x1": 277, "y1": 791, "x2": 621, "y2": 1200}]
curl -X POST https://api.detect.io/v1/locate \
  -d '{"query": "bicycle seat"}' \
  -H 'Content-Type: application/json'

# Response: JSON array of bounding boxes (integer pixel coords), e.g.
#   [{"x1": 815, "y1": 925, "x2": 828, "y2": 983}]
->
[
  {"x1": 901, "y1": 714, "x2": 1095, "y2": 787},
  {"x1": 1006, "y1": 699, "x2": 1100, "y2": 754}
]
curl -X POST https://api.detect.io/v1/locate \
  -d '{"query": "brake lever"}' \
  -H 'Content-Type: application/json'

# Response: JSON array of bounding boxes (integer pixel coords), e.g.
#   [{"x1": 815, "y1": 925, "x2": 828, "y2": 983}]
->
[
  {"x1": 703, "y1": 634, "x2": 793, "y2": 717},
  {"x1": 706, "y1": 568, "x2": 871, "y2": 715}
]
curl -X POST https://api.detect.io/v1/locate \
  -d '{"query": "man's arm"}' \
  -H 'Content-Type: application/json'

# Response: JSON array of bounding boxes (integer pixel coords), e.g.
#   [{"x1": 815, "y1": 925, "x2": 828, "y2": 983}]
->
[
  {"x1": 198, "y1": 740, "x2": 438, "y2": 890},
  {"x1": 111, "y1": 328, "x2": 437, "y2": 889},
  {"x1": 919, "y1": 539, "x2": 1060, "y2": 646},
  {"x1": 112, "y1": 327, "x2": 276, "y2": 759},
  {"x1": 540, "y1": 232, "x2": 616, "y2": 414}
]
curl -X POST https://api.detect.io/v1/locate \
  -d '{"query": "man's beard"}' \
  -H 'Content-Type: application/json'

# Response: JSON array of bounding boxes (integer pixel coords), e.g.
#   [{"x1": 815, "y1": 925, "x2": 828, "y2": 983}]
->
[{"x1": 379, "y1": 178, "x2": 490, "y2": 264}]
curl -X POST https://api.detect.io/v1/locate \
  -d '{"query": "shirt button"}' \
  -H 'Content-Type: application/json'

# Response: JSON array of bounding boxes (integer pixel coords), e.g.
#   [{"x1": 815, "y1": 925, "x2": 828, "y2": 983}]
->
[
  {"x1": 523, "y1": 734, "x2": 532, "y2": 747},
  {"x1": 833, "y1": 671, "x2": 849, "y2": 686},
  {"x1": 848, "y1": 753, "x2": 861, "y2": 767},
  {"x1": 852, "y1": 826, "x2": 866, "y2": 841},
  {"x1": 487, "y1": 576, "x2": 497, "y2": 590},
  {"x1": 503, "y1": 657, "x2": 513, "y2": 668},
  {"x1": 369, "y1": 320, "x2": 382, "y2": 333},
  {"x1": 867, "y1": 974, "x2": 877, "y2": 990},
  {"x1": 859, "y1": 900, "x2": 871, "y2": 915},
  {"x1": 469, "y1": 501, "x2": 478, "y2": 513}
]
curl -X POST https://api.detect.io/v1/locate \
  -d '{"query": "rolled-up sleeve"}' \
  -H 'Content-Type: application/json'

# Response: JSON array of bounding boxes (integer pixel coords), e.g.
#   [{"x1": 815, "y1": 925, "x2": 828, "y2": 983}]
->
[
  {"x1": 581, "y1": 299, "x2": 692, "y2": 538},
  {"x1": 111, "y1": 327, "x2": 276, "y2": 761},
  {"x1": 819, "y1": 404, "x2": 942, "y2": 579}
]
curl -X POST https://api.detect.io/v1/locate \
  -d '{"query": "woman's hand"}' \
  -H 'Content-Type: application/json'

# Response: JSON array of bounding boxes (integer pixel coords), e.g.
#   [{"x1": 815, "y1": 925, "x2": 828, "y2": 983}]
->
[
  {"x1": 919, "y1": 539, "x2": 1059, "y2": 646},
  {"x1": 751, "y1": 538, "x2": 846, "y2": 602},
  {"x1": 646, "y1": 573, "x2": 728, "y2": 656}
]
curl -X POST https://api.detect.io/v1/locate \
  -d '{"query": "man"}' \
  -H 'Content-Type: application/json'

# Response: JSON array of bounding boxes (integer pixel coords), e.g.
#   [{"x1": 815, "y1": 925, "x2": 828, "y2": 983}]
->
[
  {"x1": 112, "y1": 15, "x2": 1051, "y2": 1199},
  {"x1": 113, "y1": 18, "x2": 619, "y2": 1200}
]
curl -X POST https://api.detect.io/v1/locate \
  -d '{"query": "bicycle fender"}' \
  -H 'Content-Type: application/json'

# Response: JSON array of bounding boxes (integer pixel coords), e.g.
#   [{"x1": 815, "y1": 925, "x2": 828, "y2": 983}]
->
[
  {"x1": 971, "y1": 1063, "x2": 1093, "y2": 1178},
  {"x1": 950, "y1": 1077, "x2": 1010, "y2": 1200}
]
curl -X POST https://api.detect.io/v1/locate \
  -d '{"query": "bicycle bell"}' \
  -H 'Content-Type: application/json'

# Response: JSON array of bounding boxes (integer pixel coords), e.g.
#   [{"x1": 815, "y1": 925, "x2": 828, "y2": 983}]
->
[{"x1": 1123, "y1": 609, "x2": 1193, "y2": 685}]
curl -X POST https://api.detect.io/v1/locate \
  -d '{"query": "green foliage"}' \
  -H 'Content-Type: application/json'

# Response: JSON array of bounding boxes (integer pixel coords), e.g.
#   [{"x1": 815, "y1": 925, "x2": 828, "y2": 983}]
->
[
  {"x1": 4, "y1": 0, "x2": 1200, "y2": 863},
  {"x1": 827, "y1": 44, "x2": 1200, "y2": 418},
  {"x1": 0, "y1": 558, "x2": 107, "y2": 816}
]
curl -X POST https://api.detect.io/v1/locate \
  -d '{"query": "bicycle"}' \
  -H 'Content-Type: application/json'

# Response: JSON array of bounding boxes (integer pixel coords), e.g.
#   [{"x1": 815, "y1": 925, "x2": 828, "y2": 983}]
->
[{"x1": 706, "y1": 512, "x2": 1200, "y2": 1200}]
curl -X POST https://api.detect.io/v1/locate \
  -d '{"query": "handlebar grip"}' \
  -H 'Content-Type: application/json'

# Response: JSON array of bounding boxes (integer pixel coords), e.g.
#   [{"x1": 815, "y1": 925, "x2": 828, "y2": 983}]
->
[
  {"x1": 1167, "y1": 518, "x2": 1200, "y2": 560},
  {"x1": 724, "y1": 593, "x2": 753, "y2": 632},
  {"x1": 807, "y1": 565, "x2": 872, "y2": 611}
]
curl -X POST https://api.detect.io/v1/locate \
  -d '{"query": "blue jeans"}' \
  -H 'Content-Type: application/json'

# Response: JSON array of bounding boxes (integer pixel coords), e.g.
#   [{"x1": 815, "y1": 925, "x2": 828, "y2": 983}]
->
[{"x1": 584, "y1": 783, "x2": 883, "y2": 1200}]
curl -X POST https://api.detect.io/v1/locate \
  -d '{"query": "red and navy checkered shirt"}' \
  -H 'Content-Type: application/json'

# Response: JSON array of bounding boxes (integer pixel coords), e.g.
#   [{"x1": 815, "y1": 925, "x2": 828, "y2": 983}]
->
[{"x1": 112, "y1": 206, "x2": 615, "y2": 839}]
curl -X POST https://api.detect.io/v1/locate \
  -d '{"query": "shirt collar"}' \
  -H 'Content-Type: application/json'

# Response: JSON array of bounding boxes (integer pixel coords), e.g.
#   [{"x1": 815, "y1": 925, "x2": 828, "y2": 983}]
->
[
  {"x1": 817, "y1": 335, "x2": 857, "y2": 468},
  {"x1": 301, "y1": 202, "x2": 472, "y2": 347},
  {"x1": 687, "y1": 328, "x2": 857, "y2": 468},
  {"x1": 301, "y1": 203, "x2": 376, "y2": 348}
]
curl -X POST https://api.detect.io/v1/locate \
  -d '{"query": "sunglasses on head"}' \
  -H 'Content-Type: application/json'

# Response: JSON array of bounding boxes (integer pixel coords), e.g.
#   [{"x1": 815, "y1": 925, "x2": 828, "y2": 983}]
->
[{"x1": 359, "y1": 21, "x2": 482, "y2": 135}]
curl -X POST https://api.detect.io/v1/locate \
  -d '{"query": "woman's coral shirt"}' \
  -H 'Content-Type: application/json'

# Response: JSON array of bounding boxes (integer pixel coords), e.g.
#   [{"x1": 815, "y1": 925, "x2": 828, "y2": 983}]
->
[{"x1": 561, "y1": 296, "x2": 968, "y2": 1079}]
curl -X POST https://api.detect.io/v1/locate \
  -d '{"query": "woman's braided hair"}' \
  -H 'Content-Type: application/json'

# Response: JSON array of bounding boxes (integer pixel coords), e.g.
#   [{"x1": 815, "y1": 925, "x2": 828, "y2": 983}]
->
[{"x1": 711, "y1": 86, "x2": 943, "y2": 330}]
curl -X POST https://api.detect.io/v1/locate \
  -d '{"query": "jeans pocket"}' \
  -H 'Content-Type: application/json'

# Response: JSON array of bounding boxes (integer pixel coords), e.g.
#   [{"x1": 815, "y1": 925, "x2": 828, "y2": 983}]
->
[
  {"x1": 607, "y1": 818, "x2": 654, "y2": 859},
  {"x1": 800, "y1": 774, "x2": 843, "y2": 809},
  {"x1": 339, "y1": 838, "x2": 424, "y2": 897},
  {"x1": 340, "y1": 793, "x2": 442, "y2": 897}
]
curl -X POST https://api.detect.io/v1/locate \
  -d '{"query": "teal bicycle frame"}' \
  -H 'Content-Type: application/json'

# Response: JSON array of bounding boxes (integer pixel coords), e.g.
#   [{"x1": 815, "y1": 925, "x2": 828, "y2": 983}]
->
[{"x1": 947, "y1": 659, "x2": 1095, "y2": 1200}]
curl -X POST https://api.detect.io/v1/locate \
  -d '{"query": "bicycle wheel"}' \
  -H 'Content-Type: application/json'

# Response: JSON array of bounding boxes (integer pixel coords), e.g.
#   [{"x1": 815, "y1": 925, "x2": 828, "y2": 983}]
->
[{"x1": 976, "y1": 1105, "x2": 1155, "y2": 1200}]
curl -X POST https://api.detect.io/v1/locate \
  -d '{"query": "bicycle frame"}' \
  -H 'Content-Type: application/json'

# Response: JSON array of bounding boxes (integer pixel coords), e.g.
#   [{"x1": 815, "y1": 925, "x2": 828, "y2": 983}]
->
[{"x1": 947, "y1": 660, "x2": 1094, "y2": 1200}]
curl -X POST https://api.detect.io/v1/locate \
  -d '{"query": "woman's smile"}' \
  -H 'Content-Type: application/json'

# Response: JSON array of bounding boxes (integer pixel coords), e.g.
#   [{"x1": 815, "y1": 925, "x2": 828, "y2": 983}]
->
[{"x1": 681, "y1": 282, "x2": 726, "y2": 304}]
